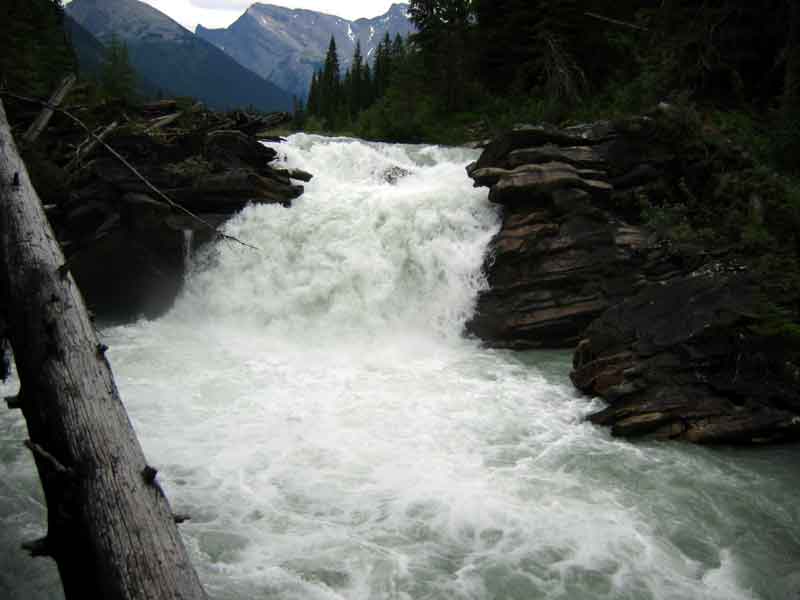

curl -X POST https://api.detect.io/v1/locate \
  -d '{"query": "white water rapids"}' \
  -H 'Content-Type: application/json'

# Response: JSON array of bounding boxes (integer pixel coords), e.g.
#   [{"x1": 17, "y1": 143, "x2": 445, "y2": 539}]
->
[{"x1": 1, "y1": 134, "x2": 799, "y2": 600}]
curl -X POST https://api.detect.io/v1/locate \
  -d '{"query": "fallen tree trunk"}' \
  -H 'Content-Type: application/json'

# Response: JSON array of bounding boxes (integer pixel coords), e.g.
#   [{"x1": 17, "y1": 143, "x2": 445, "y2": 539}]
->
[
  {"x1": 21, "y1": 74, "x2": 76, "y2": 145},
  {"x1": 65, "y1": 120, "x2": 119, "y2": 173},
  {"x1": 0, "y1": 99, "x2": 207, "y2": 599}
]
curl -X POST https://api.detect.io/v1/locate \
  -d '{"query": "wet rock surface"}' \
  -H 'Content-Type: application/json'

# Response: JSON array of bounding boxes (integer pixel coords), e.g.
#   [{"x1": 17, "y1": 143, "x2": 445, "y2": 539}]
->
[{"x1": 467, "y1": 114, "x2": 800, "y2": 444}]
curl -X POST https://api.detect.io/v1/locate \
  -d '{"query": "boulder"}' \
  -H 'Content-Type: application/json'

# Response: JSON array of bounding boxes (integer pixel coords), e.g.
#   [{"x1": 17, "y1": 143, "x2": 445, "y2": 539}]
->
[
  {"x1": 383, "y1": 166, "x2": 411, "y2": 184},
  {"x1": 571, "y1": 271, "x2": 800, "y2": 444}
]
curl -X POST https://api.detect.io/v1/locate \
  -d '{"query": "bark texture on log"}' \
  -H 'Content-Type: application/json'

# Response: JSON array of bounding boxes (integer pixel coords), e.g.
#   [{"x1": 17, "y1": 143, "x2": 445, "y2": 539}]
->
[
  {"x1": 21, "y1": 74, "x2": 76, "y2": 145},
  {"x1": 0, "y1": 99, "x2": 207, "y2": 599}
]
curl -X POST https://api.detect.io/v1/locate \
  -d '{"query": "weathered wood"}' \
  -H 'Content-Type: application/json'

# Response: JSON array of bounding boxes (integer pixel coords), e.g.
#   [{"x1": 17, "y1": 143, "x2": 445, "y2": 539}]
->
[
  {"x1": 145, "y1": 112, "x2": 183, "y2": 132},
  {"x1": 65, "y1": 120, "x2": 118, "y2": 173},
  {"x1": 583, "y1": 12, "x2": 649, "y2": 32},
  {"x1": 21, "y1": 74, "x2": 76, "y2": 145},
  {"x1": 0, "y1": 98, "x2": 208, "y2": 599}
]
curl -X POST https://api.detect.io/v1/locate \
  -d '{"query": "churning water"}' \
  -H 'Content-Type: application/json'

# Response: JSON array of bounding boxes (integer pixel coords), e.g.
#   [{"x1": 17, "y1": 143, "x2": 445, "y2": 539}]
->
[{"x1": 1, "y1": 135, "x2": 799, "y2": 600}]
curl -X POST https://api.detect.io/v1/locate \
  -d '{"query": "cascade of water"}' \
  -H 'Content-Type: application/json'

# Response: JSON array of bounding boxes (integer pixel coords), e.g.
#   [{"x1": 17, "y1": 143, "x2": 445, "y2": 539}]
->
[
  {"x1": 170, "y1": 134, "x2": 499, "y2": 347},
  {"x1": 183, "y1": 229, "x2": 194, "y2": 276}
]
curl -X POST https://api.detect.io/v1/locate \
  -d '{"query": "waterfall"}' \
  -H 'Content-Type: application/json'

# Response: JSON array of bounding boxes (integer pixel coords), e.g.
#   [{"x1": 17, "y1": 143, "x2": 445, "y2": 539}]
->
[{"x1": 0, "y1": 134, "x2": 797, "y2": 600}]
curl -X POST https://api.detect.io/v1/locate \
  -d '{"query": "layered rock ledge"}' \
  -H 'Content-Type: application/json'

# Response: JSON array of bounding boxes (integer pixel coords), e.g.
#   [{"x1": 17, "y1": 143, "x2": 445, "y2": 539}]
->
[{"x1": 467, "y1": 116, "x2": 800, "y2": 444}]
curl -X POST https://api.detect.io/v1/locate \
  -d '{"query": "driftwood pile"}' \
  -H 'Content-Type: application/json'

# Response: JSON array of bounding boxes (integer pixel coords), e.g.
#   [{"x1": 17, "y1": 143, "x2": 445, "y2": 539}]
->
[{"x1": 5, "y1": 84, "x2": 309, "y2": 319}]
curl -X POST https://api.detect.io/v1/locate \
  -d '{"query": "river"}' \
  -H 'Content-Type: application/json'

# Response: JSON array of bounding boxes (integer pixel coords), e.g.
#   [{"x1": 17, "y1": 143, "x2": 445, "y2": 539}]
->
[{"x1": 1, "y1": 134, "x2": 798, "y2": 599}]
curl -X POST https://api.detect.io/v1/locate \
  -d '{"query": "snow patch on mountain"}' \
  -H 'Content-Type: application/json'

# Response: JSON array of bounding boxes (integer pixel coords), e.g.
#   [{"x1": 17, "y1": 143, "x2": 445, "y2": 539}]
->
[{"x1": 196, "y1": 3, "x2": 415, "y2": 99}]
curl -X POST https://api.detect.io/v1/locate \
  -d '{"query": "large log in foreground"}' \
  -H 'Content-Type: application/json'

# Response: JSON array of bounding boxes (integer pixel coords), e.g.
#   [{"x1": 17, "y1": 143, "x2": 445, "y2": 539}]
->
[{"x1": 0, "y1": 99, "x2": 207, "y2": 599}]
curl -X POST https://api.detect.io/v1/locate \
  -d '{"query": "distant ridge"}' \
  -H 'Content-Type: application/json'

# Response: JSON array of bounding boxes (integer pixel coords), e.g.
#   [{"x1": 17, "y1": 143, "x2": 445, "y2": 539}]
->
[
  {"x1": 197, "y1": 3, "x2": 415, "y2": 99},
  {"x1": 66, "y1": 0, "x2": 293, "y2": 112},
  {"x1": 64, "y1": 14, "x2": 160, "y2": 98}
]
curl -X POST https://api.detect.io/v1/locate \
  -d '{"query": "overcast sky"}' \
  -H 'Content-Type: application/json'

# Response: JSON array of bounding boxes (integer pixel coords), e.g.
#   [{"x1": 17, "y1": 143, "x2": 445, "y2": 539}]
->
[{"x1": 89, "y1": 1, "x2": 403, "y2": 31}]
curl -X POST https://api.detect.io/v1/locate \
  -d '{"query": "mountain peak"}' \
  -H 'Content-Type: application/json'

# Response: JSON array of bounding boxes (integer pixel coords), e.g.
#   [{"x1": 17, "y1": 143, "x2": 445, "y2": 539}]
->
[
  {"x1": 66, "y1": 0, "x2": 293, "y2": 112},
  {"x1": 197, "y1": 3, "x2": 414, "y2": 99},
  {"x1": 67, "y1": 0, "x2": 189, "y2": 43}
]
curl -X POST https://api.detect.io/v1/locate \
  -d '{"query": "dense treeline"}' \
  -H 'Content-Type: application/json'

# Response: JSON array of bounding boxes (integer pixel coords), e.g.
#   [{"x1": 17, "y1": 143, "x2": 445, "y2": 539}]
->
[
  {"x1": 303, "y1": 33, "x2": 410, "y2": 136},
  {"x1": 302, "y1": 0, "x2": 800, "y2": 164},
  {"x1": 0, "y1": 0, "x2": 76, "y2": 97}
]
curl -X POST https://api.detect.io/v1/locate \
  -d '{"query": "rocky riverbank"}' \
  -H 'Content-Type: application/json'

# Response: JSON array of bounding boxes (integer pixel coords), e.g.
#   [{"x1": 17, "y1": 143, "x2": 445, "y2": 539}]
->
[
  {"x1": 14, "y1": 99, "x2": 309, "y2": 320},
  {"x1": 467, "y1": 107, "x2": 800, "y2": 444}
]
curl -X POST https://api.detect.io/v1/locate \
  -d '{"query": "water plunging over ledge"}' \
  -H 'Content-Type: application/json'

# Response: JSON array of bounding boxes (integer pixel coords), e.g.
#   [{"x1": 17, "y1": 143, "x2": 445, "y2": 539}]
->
[{"x1": 1, "y1": 135, "x2": 798, "y2": 600}]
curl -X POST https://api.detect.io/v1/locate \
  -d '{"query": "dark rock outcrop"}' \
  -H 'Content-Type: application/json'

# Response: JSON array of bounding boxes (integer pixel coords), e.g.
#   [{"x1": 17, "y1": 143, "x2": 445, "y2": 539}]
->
[
  {"x1": 32, "y1": 103, "x2": 305, "y2": 320},
  {"x1": 467, "y1": 113, "x2": 800, "y2": 444},
  {"x1": 466, "y1": 120, "x2": 686, "y2": 349},
  {"x1": 571, "y1": 270, "x2": 800, "y2": 443}
]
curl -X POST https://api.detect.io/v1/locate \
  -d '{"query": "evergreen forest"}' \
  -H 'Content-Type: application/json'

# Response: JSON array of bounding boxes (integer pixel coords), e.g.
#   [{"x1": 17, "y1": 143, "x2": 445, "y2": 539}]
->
[{"x1": 302, "y1": 1, "x2": 800, "y2": 173}]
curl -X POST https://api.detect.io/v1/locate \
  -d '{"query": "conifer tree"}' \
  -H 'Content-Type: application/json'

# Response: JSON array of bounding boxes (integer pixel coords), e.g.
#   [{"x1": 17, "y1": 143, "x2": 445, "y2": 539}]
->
[
  {"x1": 349, "y1": 41, "x2": 364, "y2": 119},
  {"x1": 320, "y1": 36, "x2": 341, "y2": 126},
  {"x1": 342, "y1": 66, "x2": 353, "y2": 122},
  {"x1": 391, "y1": 34, "x2": 406, "y2": 62},
  {"x1": 362, "y1": 62, "x2": 375, "y2": 110},
  {"x1": 408, "y1": 0, "x2": 474, "y2": 110},
  {"x1": 100, "y1": 34, "x2": 137, "y2": 104},
  {"x1": 306, "y1": 70, "x2": 320, "y2": 117},
  {"x1": 374, "y1": 34, "x2": 392, "y2": 99}
]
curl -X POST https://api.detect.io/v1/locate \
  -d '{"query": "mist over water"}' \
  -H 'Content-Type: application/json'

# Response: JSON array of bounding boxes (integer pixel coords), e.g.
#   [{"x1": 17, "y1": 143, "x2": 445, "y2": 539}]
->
[{"x1": 1, "y1": 135, "x2": 799, "y2": 600}]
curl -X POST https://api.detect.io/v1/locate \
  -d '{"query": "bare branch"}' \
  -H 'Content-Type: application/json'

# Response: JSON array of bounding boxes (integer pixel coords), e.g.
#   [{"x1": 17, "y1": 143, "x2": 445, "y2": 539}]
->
[
  {"x1": 1, "y1": 89, "x2": 260, "y2": 251},
  {"x1": 584, "y1": 12, "x2": 649, "y2": 32},
  {"x1": 65, "y1": 120, "x2": 118, "y2": 173}
]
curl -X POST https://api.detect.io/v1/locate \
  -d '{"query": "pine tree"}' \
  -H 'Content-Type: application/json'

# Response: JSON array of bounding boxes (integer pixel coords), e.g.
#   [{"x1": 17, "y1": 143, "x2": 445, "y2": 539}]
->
[
  {"x1": 391, "y1": 34, "x2": 406, "y2": 62},
  {"x1": 349, "y1": 41, "x2": 364, "y2": 119},
  {"x1": 408, "y1": 0, "x2": 474, "y2": 110},
  {"x1": 307, "y1": 70, "x2": 320, "y2": 117},
  {"x1": 320, "y1": 36, "x2": 341, "y2": 126},
  {"x1": 374, "y1": 34, "x2": 392, "y2": 99},
  {"x1": 100, "y1": 34, "x2": 137, "y2": 104},
  {"x1": 362, "y1": 62, "x2": 375, "y2": 110}
]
